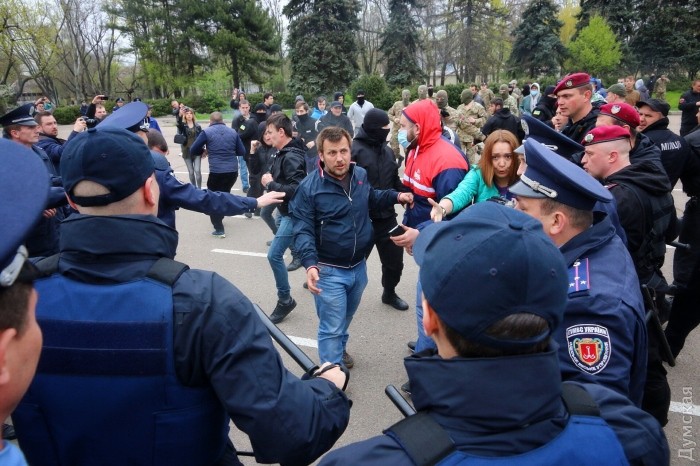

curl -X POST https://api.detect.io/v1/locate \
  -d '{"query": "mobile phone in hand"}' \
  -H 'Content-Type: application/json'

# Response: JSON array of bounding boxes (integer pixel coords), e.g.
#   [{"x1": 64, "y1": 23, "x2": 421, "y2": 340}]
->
[{"x1": 389, "y1": 224, "x2": 406, "y2": 237}]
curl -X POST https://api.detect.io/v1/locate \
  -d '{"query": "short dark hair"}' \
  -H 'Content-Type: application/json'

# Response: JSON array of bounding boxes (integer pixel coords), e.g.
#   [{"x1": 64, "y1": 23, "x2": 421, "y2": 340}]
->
[
  {"x1": 147, "y1": 129, "x2": 168, "y2": 153},
  {"x1": 540, "y1": 198, "x2": 593, "y2": 230},
  {"x1": 34, "y1": 111, "x2": 54, "y2": 125},
  {"x1": 3, "y1": 124, "x2": 21, "y2": 139},
  {"x1": 264, "y1": 92, "x2": 274, "y2": 100},
  {"x1": 295, "y1": 101, "x2": 309, "y2": 112},
  {"x1": 316, "y1": 126, "x2": 352, "y2": 154},
  {"x1": 266, "y1": 113, "x2": 293, "y2": 137},
  {"x1": 491, "y1": 98, "x2": 504, "y2": 108},
  {"x1": 317, "y1": 95, "x2": 327, "y2": 104},
  {"x1": 442, "y1": 312, "x2": 550, "y2": 358}
]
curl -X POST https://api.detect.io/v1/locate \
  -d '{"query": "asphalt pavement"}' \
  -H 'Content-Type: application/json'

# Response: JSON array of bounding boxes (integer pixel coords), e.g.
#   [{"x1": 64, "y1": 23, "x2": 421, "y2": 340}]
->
[{"x1": 55, "y1": 113, "x2": 699, "y2": 465}]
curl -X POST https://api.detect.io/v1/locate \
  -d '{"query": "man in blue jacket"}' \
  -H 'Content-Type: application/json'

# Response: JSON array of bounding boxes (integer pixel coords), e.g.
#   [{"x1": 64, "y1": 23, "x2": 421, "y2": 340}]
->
[
  {"x1": 291, "y1": 126, "x2": 413, "y2": 369},
  {"x1": 320, "y1": 202, "x2": 668, "y2": 466},
  {"x1": 190, "y1": 111, "x2": 246, "y2": 238},
  {"x1": 14, "y1": 126, "x2": 351, "y2": 466}
]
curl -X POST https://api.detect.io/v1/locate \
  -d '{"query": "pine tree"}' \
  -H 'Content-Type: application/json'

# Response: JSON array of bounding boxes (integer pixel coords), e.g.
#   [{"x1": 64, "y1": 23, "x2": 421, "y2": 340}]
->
[
  {"x1": 380, "y1": 0, "x2": 424, "y2": 87},
  {"x1": 285, "y1": 0, "x2": 361, "y2": 94},
  {"x1": 508, "y1": 0, "x2": 567, "y2": 76}
]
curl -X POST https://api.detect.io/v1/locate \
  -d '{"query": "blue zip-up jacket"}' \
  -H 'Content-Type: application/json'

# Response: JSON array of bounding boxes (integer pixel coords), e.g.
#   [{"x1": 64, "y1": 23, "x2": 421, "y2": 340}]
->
[
  {"x1": 291, "y1": 163, "x2": 401, "y2": 269},
  {"x1": 150, "y1": 151, "x2": 256, "y2": 229},
  {"x1": 190, "y1": 122, "x2": 244, "y2": 173},
  {"x1": 320, "y1": 348, "x2": 668, "y2": 466},
  {"x1": 36, "y1": 131, "x2": 80, "y2": 172},
  {"x1": 16, "y1": 215, "x2": 350, "y2": 466}
]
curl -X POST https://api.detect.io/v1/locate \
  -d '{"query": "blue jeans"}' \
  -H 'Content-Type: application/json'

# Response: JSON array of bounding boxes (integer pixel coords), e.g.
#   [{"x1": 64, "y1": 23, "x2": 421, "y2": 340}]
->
[
  {"x1": 314, "y1": 261, "x2": 368, "y2": 364},
  {"x1": 267, "y1": 215, "x2": 293, "y2": 301},
  {"x1": 238, "y1": 156, "x2": 249, "y2": 190},
  {"x1": 414, "y1": 279, "x2": 437, "y2": 352}
]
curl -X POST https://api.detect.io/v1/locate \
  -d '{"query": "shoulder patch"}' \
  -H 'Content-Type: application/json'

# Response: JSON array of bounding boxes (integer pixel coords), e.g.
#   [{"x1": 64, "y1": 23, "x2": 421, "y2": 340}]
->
[
  {"x1": 566, "y1": 324, "x2": 611, "y2": 375},
  {"x1": 568, "y1": 258, "x2": 590, "y2": 293}
]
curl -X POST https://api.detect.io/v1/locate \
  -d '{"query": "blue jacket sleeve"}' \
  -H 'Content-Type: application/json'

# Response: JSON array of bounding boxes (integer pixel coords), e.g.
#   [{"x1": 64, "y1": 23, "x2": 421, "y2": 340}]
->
[
  {"x1": 161, "y1": 169, "x2": 256, "y2": 215},
  {"x1": 235, "y1": 134, "x2": 246, "y2": 157},
  {"x1": 173, "y1": 271, "x2": 350, "y2": 465},
  {"x1": 290, "y1": 184, "x2": 319, "y2": 269},
  {"x1": 579, "y1": 382, "x2": 669, "y2": 466},
  {"x1": 319, "y1": 435, "x2": 410, "y2": 465},
  {"x1": 190, "y1": 131, "x2": 208, "y2": 156}
]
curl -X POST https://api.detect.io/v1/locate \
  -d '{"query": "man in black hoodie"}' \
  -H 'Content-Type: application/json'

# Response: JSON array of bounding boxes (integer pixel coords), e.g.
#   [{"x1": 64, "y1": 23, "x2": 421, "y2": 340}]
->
[
  {"x1": 351, "y1": 109, "x2": 409, "y2": 311},
  {"x1": 581, "y1": 125, "x2": 675, "y2": 426},
  {"x1": 261, "y1": 113, "x2": 308, "y2": 324},
  {"x1": 481, "y1": 98, "x2": 525, "y2": 142}
]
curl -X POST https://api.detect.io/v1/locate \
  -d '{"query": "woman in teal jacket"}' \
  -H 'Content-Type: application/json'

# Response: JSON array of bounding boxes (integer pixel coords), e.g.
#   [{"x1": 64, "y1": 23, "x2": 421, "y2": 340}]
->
[{"x1": 430, "y1": 130, "x2": 520, "y2": 221}]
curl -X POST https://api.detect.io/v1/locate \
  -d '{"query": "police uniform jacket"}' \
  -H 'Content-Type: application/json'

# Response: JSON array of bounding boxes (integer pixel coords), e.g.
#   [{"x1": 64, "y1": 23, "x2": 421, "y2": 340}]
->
[
  {"x1": 642, "y1": 117, "x2": 692, "y2": 187},
  {"x1": 25, "y1": 214, "x2": 351, "y2": 465},
  {"x1": 319, "y1": 348, "x2": 668, "y2": 465},
  {"x1": 630, "y1": 132, "x2": 667, "y2": 180},
  {"x1": 351, "y1": 127, "x2": 405, "y2": 220},
  {"x1": 150, "y1": 151, "x2": 256, "y2": 229},
  {"x1": 558, "y1": 214, "x2": 647, "y2": 406}
]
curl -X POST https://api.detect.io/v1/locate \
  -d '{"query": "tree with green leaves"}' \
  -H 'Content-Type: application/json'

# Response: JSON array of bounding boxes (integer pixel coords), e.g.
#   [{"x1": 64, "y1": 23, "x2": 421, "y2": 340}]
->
[
  {"x1": 285, "y1": 0, "x2": 360, "y2": 95},
  {"x1": 508, "y1": 0, "x2": 567, "y2": 76},
  {"x1": 566, "y1": 15, "x2": 621, "y2": 77},
  {"x1": 380, "y1": 0, "x2": 424, "y2": 87},
  {"x1": 576, "y1": 0, "x2": 638, "y2": 69},
  {"x1": 631, "y1": 0, "x2": 700, "y2": 78}
]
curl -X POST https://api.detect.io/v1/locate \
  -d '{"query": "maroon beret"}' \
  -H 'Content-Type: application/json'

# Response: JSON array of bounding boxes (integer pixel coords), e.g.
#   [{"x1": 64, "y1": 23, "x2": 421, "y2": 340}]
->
[
  {"x1": 553, "y1": 73, "x2": 592, "y2": 95},
  {"x1": 582, "y1": 126, "x2": 631, "y2": 145},
  {"x1": 599, "y1": 102, "x2": 640, "y2": 128}
]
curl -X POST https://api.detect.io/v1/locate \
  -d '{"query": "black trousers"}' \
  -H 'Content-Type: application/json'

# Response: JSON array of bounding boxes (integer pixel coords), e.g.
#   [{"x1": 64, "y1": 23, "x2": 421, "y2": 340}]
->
[
  {"x1": 365, "y1": 216, "x2": 404, "y2": 293},
  {"x1": 207, "y1": 171, "x2": 238, "y2": 231}
]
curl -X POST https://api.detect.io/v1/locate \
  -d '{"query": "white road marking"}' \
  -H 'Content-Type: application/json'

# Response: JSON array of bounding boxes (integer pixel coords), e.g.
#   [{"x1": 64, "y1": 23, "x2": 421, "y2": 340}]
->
[
  {"x1": 212, "y1": 249, "x2": 282, "y2": 258},
  {"x1": 288, "y1": 336, "x2": 318, "y2": 349},
  {"x1": 669, "y1": 401, "x2": 700, "y2": 417}
]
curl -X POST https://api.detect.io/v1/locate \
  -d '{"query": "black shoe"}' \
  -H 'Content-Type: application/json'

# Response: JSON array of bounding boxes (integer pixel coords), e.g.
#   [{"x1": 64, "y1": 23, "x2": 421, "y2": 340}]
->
[
  {"x1": 287, "y1": 257, "x2": 302, "y2": 272},
  {"x1": 303, "y1": 282, "x2": 308, "y2": 289},
  {"x1": 269, "y1": 298, "x2": 297, "y2": 324},
  {"x1": 407, "y1": 340, "x2": 416, "y2": 351},
  {"x1": 342, "y1": 351, "x2": 355, "y2": 369},
  {"x1": 2, "y1": 423, "x2": 16, "y2": 440},
  {"x1": 243, "y1": 186, "x2": 249, "y2": 193},
  {"x1": 266, "y1": 240, "x2": 273, "y2": 246},
  {"x1": 400, "y1": 381, "x2": 411, "y2": 395},
  {"x1": 244, "y1": 212, "x2": 252, "y2": 218},
  {"x1": 382, "y1": 291, "x2": 409, "y2": 311}
]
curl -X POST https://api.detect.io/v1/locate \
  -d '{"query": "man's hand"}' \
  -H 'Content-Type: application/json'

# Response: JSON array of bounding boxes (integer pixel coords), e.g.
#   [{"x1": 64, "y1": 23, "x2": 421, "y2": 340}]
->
[
  {"x1": 73, "y1": 118, "x2": 87, "y2": 132},
  {"x1": 397, "y1": 192, "x2": 413, "y2": 206},
  {"x1": 306, "y1": 140, "x2": 315, "y2": 149},
  {"x1": 306, "y1": 267, "x2": 321, "y2": 294},
  {"x1": 256, "y1": 191, "x2": 285, "y2": 208},
  {"x1": 251, "y1": 140, "x2": 261, "y2": 153},
  {"x1": 428, "y1": 197, "x2": 450, "y2": 222},
  {"x1": 316, "y1": 362, "x2": 348, "y2": 391},
  {"x1": 91, "y1": 95, "x2": 105, "y2": 105},
  {"x1": 390, "y1": 225, "x2": 419, "y2": 255},
  {"x1": 42, "y1": 208, "x2": 57, "y2": 218},
  {"x1": 261, "y1": 173, "x2": 273, "y2": 188},
  {"x1": 467, "y1": 116, "x2": 476, "y2": 124}
]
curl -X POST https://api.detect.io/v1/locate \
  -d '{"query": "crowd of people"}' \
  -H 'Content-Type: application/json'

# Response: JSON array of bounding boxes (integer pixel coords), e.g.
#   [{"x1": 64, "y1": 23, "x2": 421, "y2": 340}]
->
[{"x1": 1, "y1": 72, "x2": 700, "y2": 465}]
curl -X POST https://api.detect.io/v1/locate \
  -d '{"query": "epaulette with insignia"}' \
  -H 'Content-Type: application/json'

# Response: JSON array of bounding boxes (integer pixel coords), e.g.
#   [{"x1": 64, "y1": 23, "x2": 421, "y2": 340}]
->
[{"x1": 567, "y1": 258, "x2": 590, "y2": 293}]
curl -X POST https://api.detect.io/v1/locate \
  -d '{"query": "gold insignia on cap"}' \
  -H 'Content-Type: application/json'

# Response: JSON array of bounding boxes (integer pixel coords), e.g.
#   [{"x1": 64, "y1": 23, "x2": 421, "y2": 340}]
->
[
  {"x1": 611, "y1": 105, "x2": 621, "y2": 114},
  {"x1": 584, "y1": 134, "x2": 594, "y2": 143},
  {"x1": 566, "y1": 80, "x2": 573, "y2": 87}
]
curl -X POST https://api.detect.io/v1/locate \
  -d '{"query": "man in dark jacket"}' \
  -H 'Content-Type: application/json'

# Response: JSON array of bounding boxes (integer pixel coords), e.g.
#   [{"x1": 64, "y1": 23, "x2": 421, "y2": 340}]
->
[
  {"x1": 35, "y1": 111, "x2": 85, "y2": 172},
  {"x1": 190, "y1": 111, "x2": 245, "y2": 238},
  {"x1": 321, "y1": 201, "x2": 668, "y2": 466},
  {"x1": 317, "y1": 101, "x2": 354, "y2": 135},
  {"x1": 291, "y1": 127, "x2": 413, "y2": 368},
  {"x1": 261, "y1": 113, "x2": 308, "y2": 324},
  {"x1": 581, "y1": 125, "x2": 675, "y2": 426},
  {"x1": 556, "y1": 72, "x2": 600, "y2": 144},
  {"x1": 482, "y1": 98, "x2": 525, "y2": 141},
  {"x1": 531, "y1": 85, "x2": 557, "y2": 125},
  {"x1": 679, "y1": 79, "x2": 700, "y2": 136},
  {"x1": 294, "y1": 100, "x2": 320, "y2": 173},
  {"x1": 232, "y1": 99, "x2": 257, "y2": 196},
  {"x1": 352, "y1": 109, "x2": 409, "y2": 311},
  {"x1": 14, "y1": 126, "x2": 351, "y2": 466}
]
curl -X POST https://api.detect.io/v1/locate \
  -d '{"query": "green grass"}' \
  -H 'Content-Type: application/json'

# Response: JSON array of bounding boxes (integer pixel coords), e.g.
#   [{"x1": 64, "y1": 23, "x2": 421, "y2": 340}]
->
[{"x1": 665, "y1": 91, "x2": 681, "y2": 109}]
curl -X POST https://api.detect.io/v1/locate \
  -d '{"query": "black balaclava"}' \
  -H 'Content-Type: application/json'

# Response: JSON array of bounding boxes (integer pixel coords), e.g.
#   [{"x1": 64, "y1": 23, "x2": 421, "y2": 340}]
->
[{"x1": 362, "y1": 108, "x2": 390, "y2": 144}]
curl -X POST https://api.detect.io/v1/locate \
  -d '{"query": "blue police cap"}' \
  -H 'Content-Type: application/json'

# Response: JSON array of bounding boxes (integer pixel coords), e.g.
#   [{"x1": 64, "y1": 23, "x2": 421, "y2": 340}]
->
[
  {"x1": 61, "y1": 127, "x2": 154, "y2": 207},
  {"x1": 414, "y1": 202, "x2": 569, "y2": 350},
  {"x1": 510, "y1": 139, "x2": 612, "y2": 210},
  {"x1": 99, "y1": 101, "x2": 149, "y2": 133},
  {"x1": 521, "y1": 114, "x2": 583, "y2": 160},
  {"x1": 0, "y1": 104, "x2": 38, "y2": 127},
  {"x1": 0, "y1": 139, "x2": 49, "y2": 281}
]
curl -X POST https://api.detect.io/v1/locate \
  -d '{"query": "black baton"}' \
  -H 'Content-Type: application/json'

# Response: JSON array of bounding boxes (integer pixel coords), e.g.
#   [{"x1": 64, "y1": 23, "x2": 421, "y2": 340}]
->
[{"x1": 385, "y1": 384, "x2": 416, "y2": 417}]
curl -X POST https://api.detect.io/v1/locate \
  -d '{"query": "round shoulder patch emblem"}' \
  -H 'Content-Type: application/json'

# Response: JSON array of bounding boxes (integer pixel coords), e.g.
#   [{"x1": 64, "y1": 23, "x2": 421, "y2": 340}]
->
[{"x1": 566, "y1": 324, "x2": 611, "y2": 374}]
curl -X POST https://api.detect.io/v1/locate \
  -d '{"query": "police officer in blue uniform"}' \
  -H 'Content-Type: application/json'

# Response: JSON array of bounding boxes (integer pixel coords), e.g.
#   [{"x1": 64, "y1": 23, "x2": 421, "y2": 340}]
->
[
  {"x1": 13, "y1": 126, "x2": 351, "y2": 466},
  {"x1": 320, "y1": 202, "x2": 668, "y2": 466},
  {"x1": 0, "y1": 104, "x2": 68, "y2": 258},
  {"x1": 511, "y1": 139, "x2": 648, "y2": 407},
  {"x1": 97, "y1": 101, "x2": 283, "y2": 229}
]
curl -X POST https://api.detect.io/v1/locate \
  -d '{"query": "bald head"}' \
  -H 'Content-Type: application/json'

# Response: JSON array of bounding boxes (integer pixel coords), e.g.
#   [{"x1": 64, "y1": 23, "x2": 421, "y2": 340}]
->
[{"x1": 581, "y1": 138, "x2": 631, "y2": 181}]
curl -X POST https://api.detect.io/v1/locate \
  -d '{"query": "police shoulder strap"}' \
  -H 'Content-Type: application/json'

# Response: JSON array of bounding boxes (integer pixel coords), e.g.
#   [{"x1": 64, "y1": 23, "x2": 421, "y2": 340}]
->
[{"x1": 385, "y1": 383, "x2": 600, "y2": 466}]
